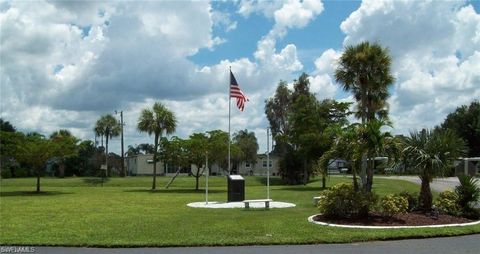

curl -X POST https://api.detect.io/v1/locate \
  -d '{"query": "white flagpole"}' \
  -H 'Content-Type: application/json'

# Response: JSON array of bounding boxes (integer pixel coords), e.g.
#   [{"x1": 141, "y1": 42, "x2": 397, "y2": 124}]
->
[
  {"x1": 205, "y1": 153, "x2": 209, "y2": 204},
  {"x1": 228, "y1": 67, "x2": 231, "y2": 175},
  {"x1": 267, "y1": 128, "x2": 270, "y2": 200}
]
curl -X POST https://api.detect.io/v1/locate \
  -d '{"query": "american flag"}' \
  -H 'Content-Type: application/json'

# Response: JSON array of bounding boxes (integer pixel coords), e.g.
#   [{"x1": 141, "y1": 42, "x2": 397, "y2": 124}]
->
[{"x1": 230, "y1": 70, "x2": 248, "y2": 111}]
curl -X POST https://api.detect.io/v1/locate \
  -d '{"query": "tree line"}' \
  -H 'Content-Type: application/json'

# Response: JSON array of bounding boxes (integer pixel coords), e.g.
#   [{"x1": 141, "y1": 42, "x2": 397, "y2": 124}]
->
[{"x1": 0, "y1": 105, "x2": 259, "y2": 192}]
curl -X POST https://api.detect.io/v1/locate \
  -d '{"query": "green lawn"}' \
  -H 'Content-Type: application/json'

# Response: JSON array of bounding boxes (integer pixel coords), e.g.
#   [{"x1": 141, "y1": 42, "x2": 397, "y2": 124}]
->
[{"x1": 0, "y1": 176, "x2": 479, "y2": 247}]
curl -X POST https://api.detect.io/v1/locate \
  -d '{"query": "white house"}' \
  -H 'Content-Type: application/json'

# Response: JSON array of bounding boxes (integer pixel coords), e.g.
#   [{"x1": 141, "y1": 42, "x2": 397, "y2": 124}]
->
[
  {"x1": 125, "y1": 154, "x2": 164, "y2": 176},
  {"x1": 126, "y1": 153, "x2": 281, "y2": 177}
]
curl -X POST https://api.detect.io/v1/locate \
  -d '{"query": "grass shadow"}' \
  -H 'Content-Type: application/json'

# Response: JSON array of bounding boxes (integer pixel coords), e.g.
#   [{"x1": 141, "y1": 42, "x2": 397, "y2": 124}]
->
[
  {"x1": 123, "y1": 189, "x2": 226, "y2": 194},
  {"x1": 82, "y1": 177, "x2": 110, "y2": 186},
  {"x1": 0, "y1": 191, "x2": 72, "y2": 197},
  {"x1": 279, "y1": 186, "x2": 326, "y2": 192},
  {"x1": 253, "y1": 177, "x2": 287, "y2": 186}
]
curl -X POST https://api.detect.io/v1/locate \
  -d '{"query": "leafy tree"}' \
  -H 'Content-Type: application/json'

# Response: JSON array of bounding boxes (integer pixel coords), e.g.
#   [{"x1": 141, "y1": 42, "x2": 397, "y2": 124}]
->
[
  {"x1": 206, "y1": 130, "x2": 230, "y2": 173},
  {"x1": 233, "y1": 129, "x2": 259, "y2": 166},
  {"x1": 126, "y1": 143, "x2": 155, "y2": 156},
  {"x1": 94, "y1": 114, "x2": 121, "y2": 176},
  {"x1": 0, "y1": 130, "x2": 26, "y2": 177},
  {"x1": 440, "y1": 100, "x2": 480, "y2": 157},
  {"x1": 75, "y1": 140, "x2": 97, "y2": 176},
  {"x1": 137, "y1": 102, "x2": 177, "y2": 190},
  {"x1": 16, "y1": 135, "x2": 58, "y2": 192},
  {"x1": 265, "y1": 81, "x2": 292, "y2": 141},
  {"x1": 49, "y1": 130, "x2": 78, "y2": 177},
  {"x1": 138, "y1": 143, "x2": 155, "y2": 154},
  {"x1": 335, "y1": 41, "x2": 395, "y2": 192},
  {"x1": 0, "y1": 119, "x2": 16, "y2": 132},
  {"x1": 288, "y1": 74, "x2": 321, "y2": 184},
  {"x1": 403, "y1": 129, "x2": 466, "y2": 211},
  {"x1": 126, "y1": 145, "x2": 141, "y2": 156},
  {"x1": 186, "y1": 133, "x2": 209, "y2": 190},
  {"x1": 265, "y1": 74, "x2": 352, "y2": 184},
  {"x1": 161, "y1": 136, "x2": 188, "y2": 174}
]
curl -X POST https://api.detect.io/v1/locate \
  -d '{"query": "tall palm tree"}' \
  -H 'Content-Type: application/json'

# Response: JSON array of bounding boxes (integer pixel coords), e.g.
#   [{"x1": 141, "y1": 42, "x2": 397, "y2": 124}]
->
[
  {"x1": 335, "y1": 41, "x2": 395, "y2": 192},
  {"x1": 137, "y1": 102, "x2": 177, "y2": 190},
  {"x1": 94, "y1": 114, "x2": 121, "y2": 176},
  {"x1": 403, "y1": 129, "x2": 466, "y2": 211}
]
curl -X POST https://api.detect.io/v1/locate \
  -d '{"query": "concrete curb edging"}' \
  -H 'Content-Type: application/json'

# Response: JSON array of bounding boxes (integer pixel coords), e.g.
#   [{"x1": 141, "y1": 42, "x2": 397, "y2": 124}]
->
[
  {"x1": 187, "y1": 201, "x2": 296, "y2": 209},
  {"x1": 307, "y1": 214, "x2": 480, "y2": 229}
]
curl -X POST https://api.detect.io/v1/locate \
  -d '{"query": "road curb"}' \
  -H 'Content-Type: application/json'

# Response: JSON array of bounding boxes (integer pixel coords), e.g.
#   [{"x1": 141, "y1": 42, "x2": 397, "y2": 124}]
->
[{"x1": 307, "y1": 214, "x2": 480, "y2": 229}]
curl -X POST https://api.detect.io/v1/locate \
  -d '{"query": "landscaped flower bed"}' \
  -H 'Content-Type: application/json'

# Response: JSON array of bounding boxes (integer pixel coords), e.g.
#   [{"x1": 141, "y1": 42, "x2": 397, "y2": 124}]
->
[{"x1": 311, "y1": 211, "x2": 473, "y2": 227}]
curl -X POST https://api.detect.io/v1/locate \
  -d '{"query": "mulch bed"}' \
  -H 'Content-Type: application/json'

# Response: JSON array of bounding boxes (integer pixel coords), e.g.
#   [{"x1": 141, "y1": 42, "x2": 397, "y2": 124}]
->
[{"x1": 313, "y1": 212, "x2": 474, "y2": 226}]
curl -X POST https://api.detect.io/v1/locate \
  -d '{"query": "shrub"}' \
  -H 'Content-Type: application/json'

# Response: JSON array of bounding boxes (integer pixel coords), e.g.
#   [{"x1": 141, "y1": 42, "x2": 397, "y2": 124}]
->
[
  {"x1": 435, "y1": 190, "x2": 461, "y2": 216},
  {"x1": 398, "y1": 191, "x2": 419, "y2": 212},
  {"x1": 380, "y1": 194, "x2": 408, "y2": 218},
  {"x1": 317, "y1": 183, "x2": 377, "y2": 219},
  {"x1": 1, "y1": 168, "x2": 12, "y2": 178},
  {"x1": 455, "y1": 175, "x2": 480, "y2": 218}
]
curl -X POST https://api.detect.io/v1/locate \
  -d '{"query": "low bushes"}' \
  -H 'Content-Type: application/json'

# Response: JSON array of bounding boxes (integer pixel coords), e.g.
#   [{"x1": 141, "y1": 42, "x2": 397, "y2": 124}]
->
[
  {"x1": 317, "y1": 183, "x2": 377, "y2": 219},
  {"x1": 435, "y1": 190, "x2": 460, "y2": 216},
  {"x1": 318, "y1": 179, "x2": 479, "y2": 220},
  {"x1": 380, "y1": 194, "x2": 408, "y2": 217},
  {"x1": 398, "y1": 191, "x2": 419, "y2": 212}
]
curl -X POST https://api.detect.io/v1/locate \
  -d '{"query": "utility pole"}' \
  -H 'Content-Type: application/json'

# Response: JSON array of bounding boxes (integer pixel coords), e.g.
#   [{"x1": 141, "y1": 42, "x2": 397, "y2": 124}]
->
[{"x1": 116, "y1": 110, "x2": 125, "y2": 177}]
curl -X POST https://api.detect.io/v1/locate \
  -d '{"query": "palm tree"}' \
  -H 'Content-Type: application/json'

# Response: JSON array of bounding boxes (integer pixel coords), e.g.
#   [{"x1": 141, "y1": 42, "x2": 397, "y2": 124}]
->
[
  {"x1": 137, "y1": 102, "x2": 177, "y2": 190},
  {"x1": 94, "y1": 114, "x2": 121, "y2": 176},
  {"x1": 358, "y1": 119, "x2": 392, "y2": 192},
  {"x1": 317, "y1": 124, "x2": 362, "y2": 190},
  {"x1": 335, "y1": 41, "x2": 395, "y2": 192},
  {"x1": 403, "y1": 129, "x2": 466, "y2": 212}
]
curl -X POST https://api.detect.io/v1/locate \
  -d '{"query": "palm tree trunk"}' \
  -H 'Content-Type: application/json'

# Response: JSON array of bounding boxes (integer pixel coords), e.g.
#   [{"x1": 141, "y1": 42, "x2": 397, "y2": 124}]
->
[
  {"x1": 360, "y1": 83, "x2": 368, "y2": 190},
  {"x1": 420, "y1": 175, "x2": 433, "y2": 212},
  {"x1": 105, "y1": 136, "x2": 109, "y2": 177},
  {"x1": 152, "y1": 133, "x2": 158, "y2": 190}
]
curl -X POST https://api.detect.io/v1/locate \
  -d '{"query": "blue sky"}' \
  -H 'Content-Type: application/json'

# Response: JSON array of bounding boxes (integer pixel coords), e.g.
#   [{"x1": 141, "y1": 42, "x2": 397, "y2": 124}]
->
[
  {"x1": 1, "y1": 0, "x2": 479, "y2": 154},
  {"x1": 191, "y1": 1, "x2": 362, "y2": 72}
]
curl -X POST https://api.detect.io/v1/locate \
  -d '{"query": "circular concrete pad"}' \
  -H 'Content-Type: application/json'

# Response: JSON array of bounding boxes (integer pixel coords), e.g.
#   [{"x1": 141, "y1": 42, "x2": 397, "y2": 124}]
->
[{"x1": 187, "y1": 201, "x2": 296, "y2": 209}]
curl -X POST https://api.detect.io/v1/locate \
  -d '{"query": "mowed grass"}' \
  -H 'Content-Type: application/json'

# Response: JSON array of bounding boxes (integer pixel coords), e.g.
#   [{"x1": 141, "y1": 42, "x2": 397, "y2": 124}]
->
[{"x1": 0, "y1": 176, "x2": 479, "y2": 247}]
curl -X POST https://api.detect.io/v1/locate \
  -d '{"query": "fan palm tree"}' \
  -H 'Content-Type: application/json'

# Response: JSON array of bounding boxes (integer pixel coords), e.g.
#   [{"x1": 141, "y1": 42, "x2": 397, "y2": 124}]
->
[
  {"x1": 335, "y1": 41, "x2": 395, "y2": 192},
  {"x1": 403, "y1": 129, "x2": 466, "y2": 212},
  {"x1": 137, "y1": 102, "x2": 177, "y2": 190},
  {"x1": 94, "y1": 114, "x2": 121, "y2": 176},
  {"x1": 335, "y1": 41, "x2": 394, "y2": 122}
]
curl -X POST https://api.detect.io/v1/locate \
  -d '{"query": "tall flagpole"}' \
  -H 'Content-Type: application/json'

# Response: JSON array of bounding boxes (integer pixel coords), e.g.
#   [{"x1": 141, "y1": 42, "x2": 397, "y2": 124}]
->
[
  {"x1": 205, "y1": 153, "x2": 209, "y2": 204},
  {"x1": 267, "y1": 128, "x2": 270, "y2": 200},
  {"x1": 228, "y1": 66, "x2": 231, "y2": 175}
]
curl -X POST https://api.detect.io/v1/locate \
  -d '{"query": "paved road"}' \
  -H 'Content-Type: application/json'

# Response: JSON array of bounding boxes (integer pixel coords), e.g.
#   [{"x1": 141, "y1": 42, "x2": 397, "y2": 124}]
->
[
  {"x1": 377, "y1": 176, "x2": 464, "y2": 193},
  {"x1": 6, "y1": 234, "x2": 479, "y2": 254}
]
